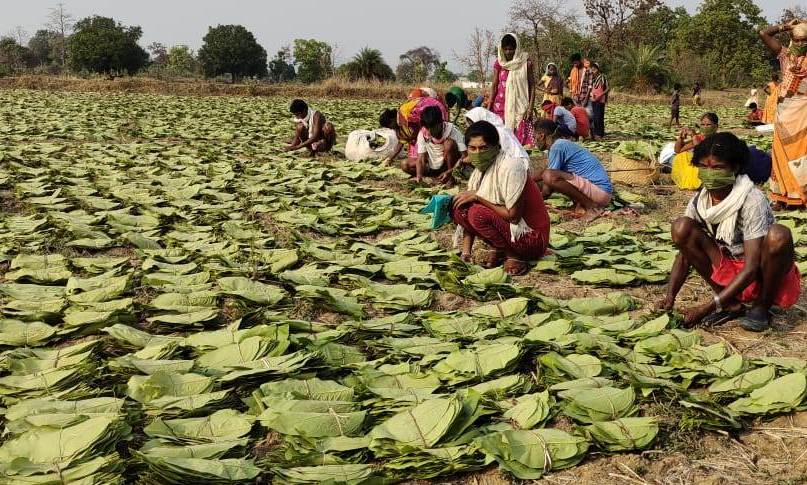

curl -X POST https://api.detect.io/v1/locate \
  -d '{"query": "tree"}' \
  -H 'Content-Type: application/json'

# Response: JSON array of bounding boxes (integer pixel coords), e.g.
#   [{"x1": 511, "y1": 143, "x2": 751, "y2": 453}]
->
[
  {"x1": 623, "y1": 6, "x2": 690, "y2": 51},
  {"x1": 166, "y1": 45, "x2": 196, "y2": 76},
  {"x1": 583, "y1": 0, "x2": 661, "y2": 56},
  {"x1": 341, "y1": 47, "x2": 394, "y2": 81},
  {"x1": 267, "y1": 46, "x2": 295, "y2": 82},
  {"x1": 293, "y1": 39, "x2": 333, "y2": 83},
  {"x1": 147, "y1": 42, "x2": 168, "y2": 66},
  {"x1": 507, "y1": 0, "x2": 586, "y2": 73},
  {"x1": 198, "y1": 25, "x2": 267, "y2": 82},
  {"x1": 780, "y1": 5, "x2": 807, "y2": 23},
  {"x1": 28, "y1": 30, "x2": 57, "y2": 66},
  {"x1": 396, "y1": 46, "x2": 441, "y2": 84},
  {"x1": 454, "y1": 27, "x2": 495, "y2": 87},
  {"x1": 611, "y1": 44, "x2": 670, "y2": 91},
  {"x1": 669, "y1": 0, "x2": 769, "y2": 87},
  {"x1": 0, "y1": 37, "x2": 33, "y2": 70},
  {"x1": 68, "y1": 16, "x2": 148, "y2": 76},
  {"x1": 46, "y1": 3, "x2": 73, "y2": 66},
  {"x1": 431, "y1": 61, "x2": 457, "y2": 83}
]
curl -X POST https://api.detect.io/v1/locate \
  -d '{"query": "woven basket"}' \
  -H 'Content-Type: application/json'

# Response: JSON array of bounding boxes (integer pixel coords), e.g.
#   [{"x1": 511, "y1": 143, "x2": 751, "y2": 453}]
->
[{"x1": 606, "y1": 154, "x2": 660, "y2": 186}]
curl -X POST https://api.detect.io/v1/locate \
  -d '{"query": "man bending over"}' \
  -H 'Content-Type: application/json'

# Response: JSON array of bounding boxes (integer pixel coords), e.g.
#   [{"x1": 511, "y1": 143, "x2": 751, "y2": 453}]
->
[{"x1": 284, "y1": 99, "x2": 337, "y2": 155}]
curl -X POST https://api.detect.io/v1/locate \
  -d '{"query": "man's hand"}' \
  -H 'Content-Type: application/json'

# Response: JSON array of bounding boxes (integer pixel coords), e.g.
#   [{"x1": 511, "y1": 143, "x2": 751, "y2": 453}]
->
[
  {"x1": 682, "y1": 302, "x2": 713, "y2": 328},
  {"x1": 678, "y1": 127, "x2": 692, "y2": 139},
  {"x1": 452, "y1": 191, "x2": 478, "y2": 209},
  {"x1": 437, "y1": 170, "x2": 453, "y2": 184}
]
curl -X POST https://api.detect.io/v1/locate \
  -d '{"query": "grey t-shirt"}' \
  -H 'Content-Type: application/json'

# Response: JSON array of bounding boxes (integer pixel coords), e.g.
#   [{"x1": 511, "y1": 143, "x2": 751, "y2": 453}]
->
[{"x1": 684, "y1": 188, "x2": 775, "y2": 257}]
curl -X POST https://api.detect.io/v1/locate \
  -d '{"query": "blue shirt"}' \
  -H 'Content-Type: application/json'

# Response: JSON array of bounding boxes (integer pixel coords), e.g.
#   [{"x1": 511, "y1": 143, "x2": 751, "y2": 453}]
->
[{"x1": 548, "y1": 139, "x2": 612, "y2": 194}]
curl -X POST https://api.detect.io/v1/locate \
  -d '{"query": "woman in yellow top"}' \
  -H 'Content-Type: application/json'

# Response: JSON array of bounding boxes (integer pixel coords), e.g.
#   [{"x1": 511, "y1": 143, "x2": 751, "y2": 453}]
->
[
  {"x1": 539, "y1": 63, "x2": 563, "y2": 117},
  {"x1": 762, "y1": 73, "x2": 780, "y2": 124}
]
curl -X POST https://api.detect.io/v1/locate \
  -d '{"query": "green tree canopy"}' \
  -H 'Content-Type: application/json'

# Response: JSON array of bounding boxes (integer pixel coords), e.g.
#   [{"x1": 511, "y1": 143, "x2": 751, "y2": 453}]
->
[
  {"x1": 431, "y1": 61, "x2": 458, "y2": 83},
  {"x1": 197, "y1": 25, "x2": 267, "y2": 82},
  {"x1": 396, "y1": 46, "x2": 441, "y2": 84},
  {"x1": 293, "y1": 39, "x2": 333, "y2": 83},
  {"x1": 341, "y1": 48, "x2": 394, "y2": 82},
  {"x1": 28, "y1": 30, "x2": 57, "y2": 66},
  {"x1": 0, "y1": 37, "x2": 33, "y2": 71},
  {"x1": 669, "y1": 0, "x2": 771, "y2": 87},
  {"x1": 68, "y1": 16, "x2": 148, "y2": 76},
  {"x1": 268, "y1": 47, "x2": 296, "y2": 83},
  {"x1": 166, "y1": 45, "x2": 197, "y2": 76}
]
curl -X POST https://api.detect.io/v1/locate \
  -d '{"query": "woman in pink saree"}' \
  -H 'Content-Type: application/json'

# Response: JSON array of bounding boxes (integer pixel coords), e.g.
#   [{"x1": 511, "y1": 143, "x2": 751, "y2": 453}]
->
[{"x1": 486, "y1": 33, "x2": 536, "y2": 147}]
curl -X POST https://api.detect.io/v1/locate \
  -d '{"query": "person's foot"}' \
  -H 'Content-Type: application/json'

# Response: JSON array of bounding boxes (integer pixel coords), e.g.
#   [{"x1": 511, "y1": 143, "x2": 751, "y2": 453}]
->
[
  {"x1": 582, "y1": 207, "x2": 604, "y2": 222},
  {"x1": 739, "y1": 306, "x2": 771, "y2": 332},
  {"x1": 503, "y1": 258, "x2": 529, "y2": 276},
  {"x1": 460, "y1": 251, "x2": 472, "y2": 263},
  {"x1": 482, "y1": 250, "x2": 505, "y2": 269}
]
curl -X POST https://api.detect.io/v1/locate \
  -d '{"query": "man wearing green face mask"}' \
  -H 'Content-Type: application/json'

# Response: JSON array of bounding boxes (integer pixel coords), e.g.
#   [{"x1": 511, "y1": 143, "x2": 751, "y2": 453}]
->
[
  {"x1": 450, "y1": 121, "x2": 550, "y2": 276},
  {"x1": 660, "y1": 133, "x2": 801, "y2": 332},
  {"x1": 674, "y1": 112, "x2": 719, "y2": 154}
]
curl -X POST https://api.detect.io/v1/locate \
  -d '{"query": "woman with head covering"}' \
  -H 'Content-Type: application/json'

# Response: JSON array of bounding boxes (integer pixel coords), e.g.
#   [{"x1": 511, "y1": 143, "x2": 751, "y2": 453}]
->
[
  {"x1": 539, "y1": 62, "x2": 564, "y2": 116},
  {"x1": 660, "y1": 132, "x2": 800, "y2": 331},
  {"x1": 759, "y1": 19, "x2": 807, "y2": 207},
  {"x1": 451, "y1": 120, "x2": 550, "y2": 275},
  {"x1": 744, "y1": 88, "x2": 759, "y2": 108},
  {"x1": 465, "y1": 107, "x2": 529, "y2": 164},
  {"x1": 486, "y1": 33, "x2": 536, "y2": 146}
]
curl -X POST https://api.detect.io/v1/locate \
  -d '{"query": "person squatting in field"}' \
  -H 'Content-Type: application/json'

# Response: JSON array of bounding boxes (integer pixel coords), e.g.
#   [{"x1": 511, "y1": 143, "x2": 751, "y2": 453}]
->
[
  {"x1": 451, "y1": 120, "x2": 550, "y2": 276},
  {"x1": 284, "y1": 99, "x2": 336, "y2": 155},
  {"x1": 400, "y1": 105, "x2": 467, "y2": 187},
  {"x1": 659, "y1": 132, "x2": 801, "y2": 331},
  {"x1": 533, "y1": 119, "x2": 613, "y2": 222}
]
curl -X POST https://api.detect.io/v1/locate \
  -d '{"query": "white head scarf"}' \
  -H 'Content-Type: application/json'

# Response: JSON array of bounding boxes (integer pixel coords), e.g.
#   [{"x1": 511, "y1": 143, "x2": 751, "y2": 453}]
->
[{"x1": 496, "y1": 33, "x2": 531, "y2": 131}]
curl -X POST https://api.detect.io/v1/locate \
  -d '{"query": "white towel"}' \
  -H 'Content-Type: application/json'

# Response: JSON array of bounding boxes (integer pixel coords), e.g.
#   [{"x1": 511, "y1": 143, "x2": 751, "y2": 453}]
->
[
  {"x1": 497, "y1": 33, "x2": 530, "y2": 131},
  {"x1": 695, "y1": 174, "x2": 754, "y2": 244}
]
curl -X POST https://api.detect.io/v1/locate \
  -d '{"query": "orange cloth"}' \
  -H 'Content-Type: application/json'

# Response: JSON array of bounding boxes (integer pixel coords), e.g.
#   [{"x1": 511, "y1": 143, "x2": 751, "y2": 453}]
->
[
  {"x1": 568, "y1": 66, "x2": 581, "y2": 96},
  {"x1": 763, "y1": 81, "x2": 779, "y2": 124},
  {"x1": 770, "y1": 52, "x2": 807, "y2": 206},
  {"x1": 570, "y1": 106, "x2": 590, "y2": 138}
]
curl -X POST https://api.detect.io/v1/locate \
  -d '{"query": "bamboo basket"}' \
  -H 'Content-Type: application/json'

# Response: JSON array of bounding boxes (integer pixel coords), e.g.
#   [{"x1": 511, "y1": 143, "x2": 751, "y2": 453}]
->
[{"x1": 606, "y1": 153, "x2": 660, "y2": 186}]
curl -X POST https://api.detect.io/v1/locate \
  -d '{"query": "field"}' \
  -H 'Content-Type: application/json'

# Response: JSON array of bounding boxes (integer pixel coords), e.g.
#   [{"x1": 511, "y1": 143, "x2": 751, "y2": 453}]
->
[{"x1": 1, "y1": 88, "x2": 806, "y2": 485}]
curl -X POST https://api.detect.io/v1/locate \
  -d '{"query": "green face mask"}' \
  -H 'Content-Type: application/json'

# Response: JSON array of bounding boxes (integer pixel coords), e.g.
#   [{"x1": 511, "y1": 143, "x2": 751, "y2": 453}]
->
[
  {"x1": 790, "y1": 42, "x2": 807, "y2": 57},
  {"x1": 701, "y1": 124, "x2": 717, "y2": 136},
  {"x1": 468, "y1": 147, "x2": 500, "y2": 172},
  {"x1": 699, "y1": 167, "x2": 735, "y2": 190}
]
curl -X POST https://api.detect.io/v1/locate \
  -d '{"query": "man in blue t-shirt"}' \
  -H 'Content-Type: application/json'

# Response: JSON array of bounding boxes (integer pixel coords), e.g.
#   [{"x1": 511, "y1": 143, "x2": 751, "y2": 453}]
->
[{"x1": 534, "y1": 119, "x2": 613, "y2": 221}]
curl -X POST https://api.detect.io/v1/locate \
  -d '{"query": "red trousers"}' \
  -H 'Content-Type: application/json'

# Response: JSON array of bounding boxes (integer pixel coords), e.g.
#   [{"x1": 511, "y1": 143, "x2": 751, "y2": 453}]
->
[{"x1": 452, "y1": 203, "x2": 548, "y2": 260}]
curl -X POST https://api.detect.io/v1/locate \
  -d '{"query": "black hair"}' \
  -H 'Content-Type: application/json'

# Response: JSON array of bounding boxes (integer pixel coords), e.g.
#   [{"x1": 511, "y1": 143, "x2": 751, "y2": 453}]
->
[
  {"x1": 501, "y1": 34, "x2": 517, "y2": 49},
  {"x1": 289, "y1": 99, "x2": 307, "y2": 114},
  {"x1": 692, "y1": 132, "x2": 749, "y2": 174},
  {"x1": 673, "y1": 83, "x2": 682, "y2": 90},
  {"x1": 748, "y1": 102, "x2": 758, "y2": 110},
  {"x1": 570, "y1": 53, "x2": 582, "y2": 62},
  {"x1": 772, "y1": 72, "x2": 779, "y2": 81},
  {"x1": 464, "y1": 120, "x2": 500, "y2": 147},
  {"x1": 591, "y1": 62, "x2": 601, "y2": 70},
  {"x1": 534, "y1": 119, "x2": 558, "y2": 135},
  {"x1": 561, "y1": 97, "x2": 574, "y2": 107},
  {"x1": 444, "y1": 92, "x2": 457, "y2": 108},
  {"x1": 420, "y1": 106, "x2": 443, "y2": 129},
  {"x1": 702, "y1": 112, "x2": 719, "y2": 125},
  {"x1": 379, "y1": 108, "x2": 397, "y2": 129}
]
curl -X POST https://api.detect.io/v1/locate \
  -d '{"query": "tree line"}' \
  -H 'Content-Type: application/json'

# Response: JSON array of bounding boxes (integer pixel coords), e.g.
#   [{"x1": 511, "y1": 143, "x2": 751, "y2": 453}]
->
[{"x1": 0, "y1": 0, "x2": 804, "y2": 89}]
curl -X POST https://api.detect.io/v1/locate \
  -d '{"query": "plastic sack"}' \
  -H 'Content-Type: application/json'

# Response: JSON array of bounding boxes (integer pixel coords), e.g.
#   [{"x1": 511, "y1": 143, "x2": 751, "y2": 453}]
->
[
  {"x1": 658, "y1": 142, "x2": 676, "y2": 168},
  {"x1": 345, "y1": 128, "x2": 399, "y2": 162},
  {"x1": 671, "y1": 151, "x2": 702, "y2": 190}
]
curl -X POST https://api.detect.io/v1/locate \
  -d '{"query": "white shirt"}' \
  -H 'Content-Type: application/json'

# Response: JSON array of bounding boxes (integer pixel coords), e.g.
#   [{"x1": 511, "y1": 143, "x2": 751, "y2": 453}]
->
[{"x1": 416, "y1": 123, "x2": 466, "y2": 170}]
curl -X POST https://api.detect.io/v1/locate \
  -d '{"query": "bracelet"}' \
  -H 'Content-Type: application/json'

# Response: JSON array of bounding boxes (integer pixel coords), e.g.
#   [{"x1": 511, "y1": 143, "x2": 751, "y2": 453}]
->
[{"x1": 713, "y1": 295, "x2": 722, "y2": 313}]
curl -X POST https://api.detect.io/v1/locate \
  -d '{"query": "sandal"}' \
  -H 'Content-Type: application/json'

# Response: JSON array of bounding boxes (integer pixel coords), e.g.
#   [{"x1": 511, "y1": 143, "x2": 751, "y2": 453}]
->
[
  {"x1": 482, "y1": 250, "x2": 505, "y2": 269},
  {"x1": 504, "y1": 258, "x2": 529, "y2": 276},
  {"x1": 739, "y1": 307, "x2": 771, "y2": 332}
]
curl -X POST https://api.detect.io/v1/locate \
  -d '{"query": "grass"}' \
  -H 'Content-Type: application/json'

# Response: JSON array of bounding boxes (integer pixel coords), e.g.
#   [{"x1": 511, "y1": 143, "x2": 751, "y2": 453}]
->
[{"x1": 0, "y1": 74, "x2": 752, "y2": 106}]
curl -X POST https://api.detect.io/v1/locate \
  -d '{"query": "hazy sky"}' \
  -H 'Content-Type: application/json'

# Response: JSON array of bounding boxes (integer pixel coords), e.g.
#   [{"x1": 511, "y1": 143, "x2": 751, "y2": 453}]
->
[{"x1": 2, "y1": 0, "x2": 797, "y2": 71}]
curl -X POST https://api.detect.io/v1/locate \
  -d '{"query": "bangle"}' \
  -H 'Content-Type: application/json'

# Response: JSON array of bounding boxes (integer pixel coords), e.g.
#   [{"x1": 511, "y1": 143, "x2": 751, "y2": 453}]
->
[{"x1": 713, "y1": 295, "x2": 722, "y2": 313}]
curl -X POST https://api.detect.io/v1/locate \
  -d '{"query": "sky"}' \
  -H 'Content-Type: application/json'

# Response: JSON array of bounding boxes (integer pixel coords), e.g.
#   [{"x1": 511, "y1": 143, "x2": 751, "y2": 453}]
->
[{"x1": 1, "y1": 0, "x2": 798, "y2": 72}]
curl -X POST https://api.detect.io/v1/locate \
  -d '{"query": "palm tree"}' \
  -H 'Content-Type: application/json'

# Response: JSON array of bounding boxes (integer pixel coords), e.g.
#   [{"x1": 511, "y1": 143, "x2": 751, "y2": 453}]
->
[
  {"x1": 613, "y1": 44, "x2": 671, "y2": 93},
  {"x1": 344, "y1": 47, "x2": 394, "y2": 82}
]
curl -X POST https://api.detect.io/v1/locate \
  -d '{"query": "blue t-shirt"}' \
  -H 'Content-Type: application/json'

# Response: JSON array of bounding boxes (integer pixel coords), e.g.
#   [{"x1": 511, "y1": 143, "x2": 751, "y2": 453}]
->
[{"x1": 548, "y1": 139, "x2": 612, "y2": 194}]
